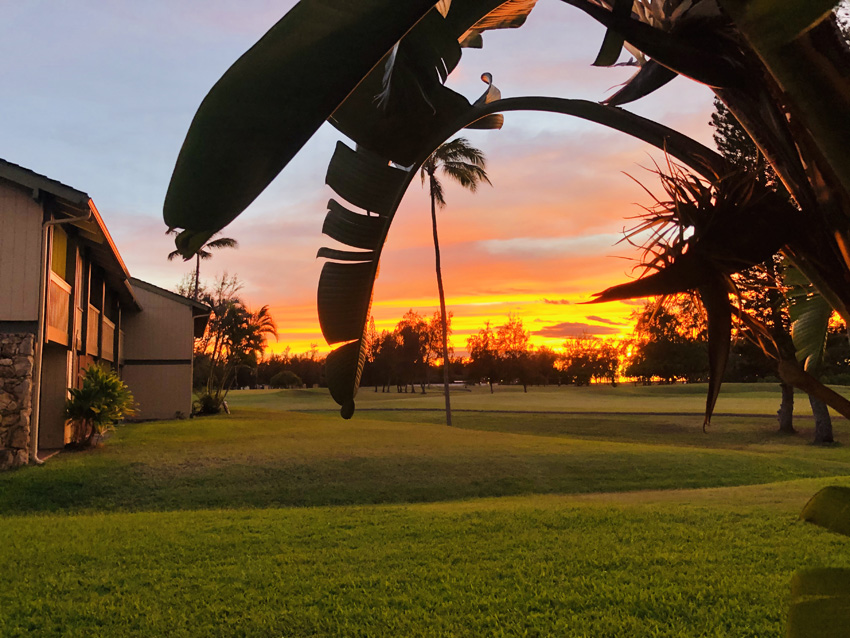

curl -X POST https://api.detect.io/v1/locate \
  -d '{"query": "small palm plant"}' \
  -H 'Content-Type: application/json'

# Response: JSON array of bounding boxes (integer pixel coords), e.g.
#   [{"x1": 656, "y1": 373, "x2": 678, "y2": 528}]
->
[
  {"x1": 420, "y1": 137, "x2": 491, "y2": 426},
  {"x1": 65, "y1": 364, "x2": 136, "y2": 447}
]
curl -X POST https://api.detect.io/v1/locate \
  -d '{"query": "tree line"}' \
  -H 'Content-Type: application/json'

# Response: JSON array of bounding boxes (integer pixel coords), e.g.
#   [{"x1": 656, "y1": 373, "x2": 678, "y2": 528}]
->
[{"x1": 182, "y1": 273, "x2": 850, "y2": 401}]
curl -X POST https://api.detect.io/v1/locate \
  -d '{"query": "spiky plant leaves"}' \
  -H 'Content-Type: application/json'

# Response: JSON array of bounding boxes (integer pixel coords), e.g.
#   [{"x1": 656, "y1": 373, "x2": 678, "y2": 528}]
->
[
  {"x1": 591, "y1": 162, "x2": 802, "y2": 425},
  {"x1": 592, "y1": 165, "x2": 799, "y2": 303},
  {"x1": 699, "y1": 276, "x2": 733, "y2": 427}
]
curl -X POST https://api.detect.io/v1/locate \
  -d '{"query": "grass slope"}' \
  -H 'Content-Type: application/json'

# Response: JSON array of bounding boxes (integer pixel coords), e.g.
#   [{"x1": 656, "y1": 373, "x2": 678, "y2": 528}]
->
[{"x1": 2, "y1": 385, "x2": 850, "y2": 636}]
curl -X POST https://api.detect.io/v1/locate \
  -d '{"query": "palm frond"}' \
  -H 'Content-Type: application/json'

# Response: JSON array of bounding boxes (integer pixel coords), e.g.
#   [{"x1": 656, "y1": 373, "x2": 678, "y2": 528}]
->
[{"x1": 206, "y1": 237, "x2": 239, "y2": 250}]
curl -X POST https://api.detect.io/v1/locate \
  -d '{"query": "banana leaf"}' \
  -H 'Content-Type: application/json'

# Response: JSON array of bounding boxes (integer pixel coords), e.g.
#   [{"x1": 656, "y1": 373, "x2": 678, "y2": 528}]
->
[
  {"x1": 164, "y1": 0, "x2": 442, "y2": 256},
  {"x1": 786, "y1": 265, "x2": 833, "y2": 372},
  {"x1": 165, "y1": 0, "x2": 541, "y2": 255}
]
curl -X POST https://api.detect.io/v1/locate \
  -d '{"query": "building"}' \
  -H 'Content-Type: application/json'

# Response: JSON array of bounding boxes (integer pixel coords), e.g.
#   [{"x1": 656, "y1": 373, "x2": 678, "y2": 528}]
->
[{"x1": 0, "y1": 159, "x2": 209, "y2": 470}]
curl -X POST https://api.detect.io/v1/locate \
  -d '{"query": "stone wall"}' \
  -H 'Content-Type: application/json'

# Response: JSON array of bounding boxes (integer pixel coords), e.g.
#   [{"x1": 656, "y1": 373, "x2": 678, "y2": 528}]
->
[{"x1": 0, "y1": 333, "x2": 34, "y2": 470}]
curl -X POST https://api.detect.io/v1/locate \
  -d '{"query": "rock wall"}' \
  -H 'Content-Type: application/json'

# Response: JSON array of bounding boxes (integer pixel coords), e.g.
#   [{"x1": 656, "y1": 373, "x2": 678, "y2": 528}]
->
[{"x1": 0, "y1": 333, "x2": 34, "y2": 470}]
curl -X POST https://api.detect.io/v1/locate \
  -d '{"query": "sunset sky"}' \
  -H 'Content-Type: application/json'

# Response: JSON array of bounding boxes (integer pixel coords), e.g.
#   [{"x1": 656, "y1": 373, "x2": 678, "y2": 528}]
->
[{"x1": 1, "y1": 1, "x2": 718, "y2": 356}]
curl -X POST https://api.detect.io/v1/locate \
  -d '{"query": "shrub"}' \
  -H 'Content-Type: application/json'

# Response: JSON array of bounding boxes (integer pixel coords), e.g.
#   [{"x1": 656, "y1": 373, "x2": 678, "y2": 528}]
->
[
  {"x1": 65, "y1": 364, "x2": 135, "y2": 447},
  {"x1": 270, "y1": 370, "x2": 303, "y2": 389},
  {"x1": 192, "y1": 392, "x2": 223, "y2": 416}
]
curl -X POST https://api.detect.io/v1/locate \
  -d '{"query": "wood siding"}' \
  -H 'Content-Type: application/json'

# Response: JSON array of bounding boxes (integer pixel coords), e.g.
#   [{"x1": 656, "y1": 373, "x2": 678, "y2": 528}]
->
[
  {"x1": 122, "y1": 287, "x2": 194, "y2": 360},
  {"x1": 38, "y1": 343, "x2": 70, "y2": 450},
  {"x1": 122, "y1": 284, "x2": 197, "y2": 420},
  {"x1": 121, "y1": 364, "x2": 192, "y2": 420},
  {"x1": 0, "y1": 181, "x2": 42, "y2": 321}
]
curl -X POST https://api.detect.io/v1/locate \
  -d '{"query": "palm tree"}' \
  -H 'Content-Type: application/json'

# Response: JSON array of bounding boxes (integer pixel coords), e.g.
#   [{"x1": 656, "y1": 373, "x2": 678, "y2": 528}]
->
[
  {"x1": 167, "y1": 231, "x2": 239, "y2": 300},
  {"x1": 420, "y1": 137, "x2": 491, "y2": 426}
]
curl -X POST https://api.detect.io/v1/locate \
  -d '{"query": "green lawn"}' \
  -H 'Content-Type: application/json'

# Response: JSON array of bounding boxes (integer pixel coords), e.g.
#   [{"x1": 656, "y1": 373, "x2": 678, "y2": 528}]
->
[
  {"x1": 226, "y1": 381, "x2": 850, "y2": 416},
  {"x1": 2, "y1": 385, "x2": 850, "y2": 636}
]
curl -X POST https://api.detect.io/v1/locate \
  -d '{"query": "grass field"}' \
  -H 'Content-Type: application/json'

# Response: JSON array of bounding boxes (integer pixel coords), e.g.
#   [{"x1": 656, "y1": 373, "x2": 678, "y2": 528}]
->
[{"x1": 2, "y1": 384, "x2": 850, "y2": 636}]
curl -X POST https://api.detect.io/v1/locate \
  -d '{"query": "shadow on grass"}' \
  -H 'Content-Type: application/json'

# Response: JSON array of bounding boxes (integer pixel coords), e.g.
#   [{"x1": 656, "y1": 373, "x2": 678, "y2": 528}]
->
[{"x1": 4, "y1": 444, "x2": 850, "y2": 516}]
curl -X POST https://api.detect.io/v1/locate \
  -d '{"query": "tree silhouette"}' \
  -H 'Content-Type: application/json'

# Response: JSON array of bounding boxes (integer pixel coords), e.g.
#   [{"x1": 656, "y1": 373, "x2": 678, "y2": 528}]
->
[
  {"x1": 420, "y1": 137, "x2": 491, "y2": 426},
  {"x1": 168, "y1": 230, "x2": 239, "y2": 300},
  {"x1": 710, "y1": 98, "x2": 832, "y2": 438}
]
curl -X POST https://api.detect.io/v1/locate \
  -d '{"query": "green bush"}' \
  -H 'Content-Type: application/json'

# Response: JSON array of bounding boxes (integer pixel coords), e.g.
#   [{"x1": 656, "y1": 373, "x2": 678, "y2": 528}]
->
[
  {"x1": 192, "y1": 392, "x2": 223, "y2": 416},
  {"x1": 270, "y1": 370, "x2": 303, "y2": 389},
  {"x1": 65, "y1": 364, "x2": 135, "y2": 447}
]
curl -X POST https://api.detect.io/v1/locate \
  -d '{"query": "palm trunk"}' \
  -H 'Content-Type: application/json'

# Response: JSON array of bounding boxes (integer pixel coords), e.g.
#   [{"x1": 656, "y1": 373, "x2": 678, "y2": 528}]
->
[
  {"x1": 193, "y1": 254, "x2": 201, "y2": 301},
  {"x1": 810, "y1": 394, "x2": 834, "y2": 444},
  {"x1": 777, "y1": 381, "x2": 795, "y2": 433},
  {"x1": 430, "y1": 178, "x2": 453, "y2": 427}
]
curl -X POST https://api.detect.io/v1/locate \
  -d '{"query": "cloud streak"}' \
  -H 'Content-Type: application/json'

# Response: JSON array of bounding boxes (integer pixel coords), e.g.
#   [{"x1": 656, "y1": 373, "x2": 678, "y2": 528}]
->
[{"x1": 532, "y1": 322, "x2": 622, "y2": 338}]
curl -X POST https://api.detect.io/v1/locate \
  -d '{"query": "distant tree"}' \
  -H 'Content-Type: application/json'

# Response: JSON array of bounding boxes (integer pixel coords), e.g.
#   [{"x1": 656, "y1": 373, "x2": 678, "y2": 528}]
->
[
  {"x1": 168, "y1": 230, "x2": 238, "y2": 300},
  {"x1": 425, "y1": 310, "x2": 453, "y2": 389},
  {"x1": 287, "y1": 345, "x2": 325, "y2": 389},
  {"x1": 257, "y1": 349, "x2": 291, "y2": 386},
  {"x1": 270, "y1": 370, "x2": 302, "y2": 389},
  {"x1": 560, "y1": 335, "x2": 621, "y2": 386},
  {"x1": 467, "y1": 322, "x2": 499, "y2": 393},
  {"x1": 734, "y1": 258, "x2": 800, "y2": 433},
  {"x1": 625, "y1": 300, "x2": 708, "y2": 384},
  {"x1": 421, "y1": 138, "x2": 491, "y2": 425},
  {"x1": 531, "y1": 346, "x2": 559, "y2": 386},
  {"x1": 495, "y1": 315, "x2": 532, "y2": 392},
  {"x1": 372, "y1": 330, "x2": 401, "y2": 392},
  {"x1": 395, "y1": 310, "x2": 431, "y2": 393},
  {"x1": 362, "y1": 315, "x2": 382, "y2": 391}
]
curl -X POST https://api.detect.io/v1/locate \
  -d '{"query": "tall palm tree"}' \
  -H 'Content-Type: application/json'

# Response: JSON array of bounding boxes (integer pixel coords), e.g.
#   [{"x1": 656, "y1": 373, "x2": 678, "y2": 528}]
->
[
  {"x1": 420, "y1": 137, "x2": 491, "y2": 426},
  {"x1": 167, "y1": 230, "x2": 239, "y2": 300}
]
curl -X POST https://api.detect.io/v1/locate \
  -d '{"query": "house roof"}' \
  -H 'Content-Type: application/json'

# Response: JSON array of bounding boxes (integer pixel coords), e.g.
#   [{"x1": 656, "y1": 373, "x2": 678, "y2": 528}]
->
[
  {"x1": 0, "y1": 158, "x2": 140, "y2": 310},
  {"x1": 128, "y1": 277, "x2": 211, "y2": 313},
  {"x1": 0, "y1": 158, "x2": 89, "y2": 206}
]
